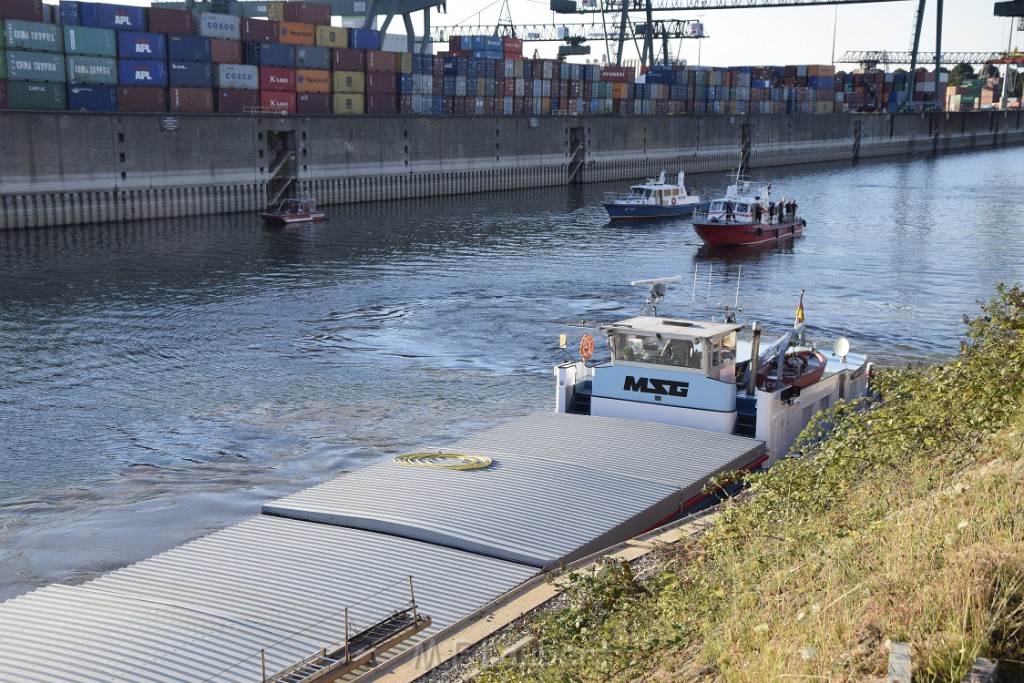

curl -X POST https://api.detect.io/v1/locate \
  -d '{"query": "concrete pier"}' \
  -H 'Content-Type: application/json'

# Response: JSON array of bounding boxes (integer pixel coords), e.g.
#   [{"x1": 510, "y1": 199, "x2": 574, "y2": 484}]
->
[{"x1": 0, "y1": 109, "x2": 1021, "y2": 230}]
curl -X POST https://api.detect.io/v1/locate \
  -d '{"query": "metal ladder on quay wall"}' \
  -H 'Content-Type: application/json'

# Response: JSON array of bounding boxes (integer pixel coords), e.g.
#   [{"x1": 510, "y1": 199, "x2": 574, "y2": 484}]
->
[{"x1": 265, "y1": 131, "x2": 296, "y2": 209}]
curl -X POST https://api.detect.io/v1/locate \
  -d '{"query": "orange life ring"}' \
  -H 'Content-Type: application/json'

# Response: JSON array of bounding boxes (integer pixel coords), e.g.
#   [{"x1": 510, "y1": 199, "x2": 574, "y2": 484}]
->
[{"x1": 579, "y1": 333, "x2": 595, "y2": 360}]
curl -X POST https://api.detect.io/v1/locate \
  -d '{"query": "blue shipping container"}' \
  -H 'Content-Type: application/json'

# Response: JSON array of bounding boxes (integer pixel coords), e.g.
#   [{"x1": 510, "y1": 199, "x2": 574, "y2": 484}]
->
[
  {"x1": 118, "y1": 58, "x2": 167, "y2": 86},
  {"x1": 168, "y1": 60, "x2": 213, "y2": 88},
  {"x1": 243, "y1": 41, "x2": 294, "y2": 68},
  {"x1": 348, "y1": 28, "x2": 380, "y2": 50},
  {"x1": 79, "y1": 2, "x2": 99, "y2": 27},
  {"x1": 117, "y1": 32, "x2": 166, "y2": 59},
  {"x1": 67, "y1": 83, "x2": 118, "y2": 111},
  {"x1": 97, "y1": 4, "x2": 147, "y2": 32},
  {"x1": 59, "y1": 0, "x2": 80, "y2": 26},
  {"x1": 167, "y1": 34, "x2": 212, "y2": 63},
  {"x1": 294, "y1": 45, "x2": 329, "y2": 70}
]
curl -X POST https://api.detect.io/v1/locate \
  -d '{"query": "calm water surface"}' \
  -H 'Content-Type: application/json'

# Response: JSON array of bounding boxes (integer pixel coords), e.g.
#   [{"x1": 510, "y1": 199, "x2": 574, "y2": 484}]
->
[{"x1": 2, "y1": 146, "x2": 1023, "y2": 600}]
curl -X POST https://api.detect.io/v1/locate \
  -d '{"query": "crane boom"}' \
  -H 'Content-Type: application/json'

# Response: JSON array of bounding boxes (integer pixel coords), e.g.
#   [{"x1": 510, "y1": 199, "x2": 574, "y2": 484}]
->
[{"x1": 551, "y1": 0, "x2": 910, "y2": 11}]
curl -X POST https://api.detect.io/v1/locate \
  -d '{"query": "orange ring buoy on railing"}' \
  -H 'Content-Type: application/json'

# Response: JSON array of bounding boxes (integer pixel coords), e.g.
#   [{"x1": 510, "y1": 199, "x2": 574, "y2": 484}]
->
[{"x1": 579, "y1": 333, "x2": 595, "y2": 360}]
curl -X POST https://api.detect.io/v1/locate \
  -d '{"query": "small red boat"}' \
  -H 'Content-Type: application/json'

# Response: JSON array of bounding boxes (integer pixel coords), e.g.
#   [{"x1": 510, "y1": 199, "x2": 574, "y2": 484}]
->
[
  {"x1": 755, "y1": 349, "x2": 827, "y2": 392},
  {"x1": 691, "y1": 169, "x2": 804, "y2": 247},
  {"x1": 260, "y1": 196, "x2": 327, "y2": 226}
]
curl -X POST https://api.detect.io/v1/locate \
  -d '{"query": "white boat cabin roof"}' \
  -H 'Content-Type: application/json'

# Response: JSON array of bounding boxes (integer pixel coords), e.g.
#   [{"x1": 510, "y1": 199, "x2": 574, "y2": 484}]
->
[{"x1": 607, "y1": 315, "x2": 742, "y2": 340}]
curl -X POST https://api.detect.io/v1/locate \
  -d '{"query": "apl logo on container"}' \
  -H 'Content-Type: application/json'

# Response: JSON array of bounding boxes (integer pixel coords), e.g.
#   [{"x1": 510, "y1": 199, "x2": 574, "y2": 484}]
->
[
  {"x1": 133, "y1": 41, "x2": 153, "y2": 54},
  {"x1": 114, "y1": 12, "x2": 132, "y2": 25},
  {"x1": 135, "y1": 67, "x2": 153, "y2": 81}
]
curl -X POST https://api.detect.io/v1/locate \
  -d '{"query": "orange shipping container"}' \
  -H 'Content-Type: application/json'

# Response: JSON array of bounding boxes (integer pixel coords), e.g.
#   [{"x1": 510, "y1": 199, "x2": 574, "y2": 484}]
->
[
  {"x1": 279, "y1": 21, "x2": 315, "y2": 46},
  {"x1": 314, "y1": 25, "x2": 347, "y2": 48},
  {"x1": 296, "y1": 68, "x2": 330, "y2": 92}
]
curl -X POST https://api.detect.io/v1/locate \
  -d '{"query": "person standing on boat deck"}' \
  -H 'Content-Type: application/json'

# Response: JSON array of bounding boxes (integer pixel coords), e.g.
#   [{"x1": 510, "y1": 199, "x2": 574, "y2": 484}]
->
[
  {"x1": 791, "y1": 200, "x2": 798, "y2": 219},
  {"x1": 768, "y1": 202, "x2": 776, "y2": 223},
  {"x1": 725, "y1": 201, "x2": 734, "y2": 223},
  {"x1": 754, "y1": 203, "x2": 763, "y2": 223}
]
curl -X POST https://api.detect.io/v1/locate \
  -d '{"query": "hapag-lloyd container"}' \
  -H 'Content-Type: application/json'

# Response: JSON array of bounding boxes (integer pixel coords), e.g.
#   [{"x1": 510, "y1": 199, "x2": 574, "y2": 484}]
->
[
  {"x1": 259, "y1": 64, "x2": 294, "y2": 91},
  {"x1": 277, "y1": 20, "x2": 313, "y2": 46},
  {"x1": 117, "y1": 32, "x2": 165, "y2": 60},
  {"x1": 0, "y1": 0, "x2": 43, "y2": 23},
  {"x1": 214, "y1": 63, "x2": 257, "y2": 90},
  {"x1": 147, "y1": 6, "x2": 192, "y2": 35},
  {"x1": 195, "y1": 12, "x2": 240, "y2": 40},
  {"x1": 210, "y1": 38, "x2": 242, "y2": 64},
  {"x1": 118, "y1": 58, "x2": 167, "y2": 86},
  {"x1": 259, "y1": 89, "x2": 294, "y2": 113},
  {"x1": 240, "y1": 18, "x2": 277, "y2": 43},
  {"x1": 63, "y1": 25, "x2": 115, "y2": 57},
  {"x1": 167, "y1": 34, "x2": 211, "y2": 62},
  {"x1": 295, "y1": 68, "x2": 328, "y2": 93},
  {"x1": 66, "y1": 82, "x2": 117, "y2": 110},
  {"x1": 168, "y1": 60, "x2": 212, "y2": 88},
  {"x1": 168, "y1": 85, "x2": 213, "y2": 112},
  {"x1": 65, "y1": 54, "x2": 116, "y2": 84},
  {"x1": 96, "y1": 4, "x2": 146, "y2": 32},
  {"x1": 215, "y1": 87, "x2": 257, "y2": 112},
  {"x1": 294, "y1": 45, "x2": 328, "y2": 70},
  {"x1": 4, "y1": 19, "x2": 62, "y2": 52},
  {"x1": 6, "y1": 79, "x2": 64, "y2": 108},
  {"x1": 117, "y1": 84, "x2": 165, "y2": 111},
  {"x1": 244, "y1": 41, "x2": 293, "y2": 68},
  {"x1": 6, "y1": 50, "x2": 65, "y2": 82}
]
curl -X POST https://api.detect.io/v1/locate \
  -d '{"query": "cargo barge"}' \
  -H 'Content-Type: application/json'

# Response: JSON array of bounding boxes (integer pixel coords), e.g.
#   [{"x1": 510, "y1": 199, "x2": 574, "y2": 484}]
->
[{"x1": 1, "y1": 0, "x2": 1023, "y2": 229}]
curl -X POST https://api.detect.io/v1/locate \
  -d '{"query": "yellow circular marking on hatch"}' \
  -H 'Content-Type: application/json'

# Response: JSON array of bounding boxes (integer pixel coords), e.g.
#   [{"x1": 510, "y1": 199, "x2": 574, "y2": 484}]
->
[{"x1": 393, "y1": 452, "x2": 493, "y2": 470}]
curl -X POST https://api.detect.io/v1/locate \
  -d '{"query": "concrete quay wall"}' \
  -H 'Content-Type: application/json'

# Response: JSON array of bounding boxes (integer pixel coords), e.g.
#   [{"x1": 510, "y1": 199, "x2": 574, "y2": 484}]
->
[{"x1": 0, "y1": 110, "x2": 1021, "y2": 230}]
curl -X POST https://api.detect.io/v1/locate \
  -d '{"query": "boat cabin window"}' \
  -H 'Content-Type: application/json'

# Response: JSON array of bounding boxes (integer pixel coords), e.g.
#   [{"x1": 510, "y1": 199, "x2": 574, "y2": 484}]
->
[
  {"x1": 707, "y1": 331, "x2": 738, "y2": 383},
  {"x1": 610, "y1": 332, "x2": 702, "y2": 370}
]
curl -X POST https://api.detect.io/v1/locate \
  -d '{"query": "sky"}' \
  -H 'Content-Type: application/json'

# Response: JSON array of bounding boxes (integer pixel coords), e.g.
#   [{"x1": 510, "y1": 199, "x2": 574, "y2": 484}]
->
[{"x1": 431, "y1": 0, "x2": 1019, "y2": 69}]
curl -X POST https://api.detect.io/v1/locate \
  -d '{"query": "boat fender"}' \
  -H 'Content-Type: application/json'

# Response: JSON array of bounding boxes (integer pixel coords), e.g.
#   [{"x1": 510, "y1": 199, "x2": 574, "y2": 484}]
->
[
  {"x1": 756, "y1": 228, "x2": 762, "y2": 236},
  {"x1": 579, "y1": 333, "x2": 595, "y2": 360},
  {"x1": 774, "y1": 229, "x2": 779, "y2": 238},
  {"x1": 801, "y1": 219, "x2": 807, "y2": 227}
]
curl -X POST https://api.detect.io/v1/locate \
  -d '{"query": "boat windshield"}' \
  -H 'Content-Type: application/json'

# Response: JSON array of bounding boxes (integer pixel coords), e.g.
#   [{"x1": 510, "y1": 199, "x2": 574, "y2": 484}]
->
[
  {"x1": 610, "y1": 331, "x2": 703, "y2": 370},
  {"x1": 627, "y1": 187, "x2": 653, "y2": 199}
]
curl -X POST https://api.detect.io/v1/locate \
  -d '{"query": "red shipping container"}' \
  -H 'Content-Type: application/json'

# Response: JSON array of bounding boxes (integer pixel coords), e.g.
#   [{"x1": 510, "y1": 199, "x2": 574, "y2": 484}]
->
[
  {"x1": 216, "y1": 88, "x2": 258, "y2": 113},
  {"x1": 260, "y1": 90, "x2": 295, "y2": 113},
  {"x1": 211, "y1": 38, "x2": 243, "y2": 64},
  {"x1": 296, "y1": 91, "x2": 329, "y2": 115},
  {"x1": 260, "y1": 66, "x2": 295, "y2": 92},
  {"x1": 331, "y1": 47, "x2": 365, "y2": 71},
  {"x1": 148, "y1": 7, "x2": 193, "y2": 35},
  {"x1": 283, "y1": 1, "x2": 330, "y2": 25},
  {"x1": 242, "y1": 18, "x2": 279, "y2": 43},
  {"x1": 365, "y1": 92, "x2": 396, "y2": 114},
  {"x1": 365, "y1": 72, "x2": 396, "y2": 94},
  {"x1": 169, "y1": 87, "x2": 214, "y2": 113},
  {"x1": 365, "y1": 50, "x2": 396, "y2": 73},
  {"x1": 0, "y1": 81, "x2": 7, "y2": 109},
  {"x1": 502, "y1": 37, "x2": 522, "y2": 56},
  {"x1": 117, "y1": 86, "x2": 166, "y2": 112},
  {"x1": 0, "y1": 0, "x2": 42, "y2": 21}
]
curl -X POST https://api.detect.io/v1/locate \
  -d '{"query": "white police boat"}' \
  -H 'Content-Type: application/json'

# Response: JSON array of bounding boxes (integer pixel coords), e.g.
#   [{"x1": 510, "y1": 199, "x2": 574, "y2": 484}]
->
[
  {"x1": 603, "y1": 170, "x2": 710, "y2": 221},
  {"x1": 554, "y1": 277, "x2": 872, "y2": 464}
]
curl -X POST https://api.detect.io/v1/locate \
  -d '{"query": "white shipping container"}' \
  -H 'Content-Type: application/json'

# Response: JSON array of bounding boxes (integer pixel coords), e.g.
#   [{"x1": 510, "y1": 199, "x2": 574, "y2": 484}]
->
[
  {"x1": 215, "y1": 63, "x2": 258, "y2": 90},
  {"x1": 195, "y1": 12, "x2": 241, "y2": 41}
]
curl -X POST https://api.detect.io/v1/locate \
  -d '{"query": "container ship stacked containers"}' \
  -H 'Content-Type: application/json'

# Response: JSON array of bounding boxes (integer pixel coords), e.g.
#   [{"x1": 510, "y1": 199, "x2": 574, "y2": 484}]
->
[{"x1": 0, "y1": 4, "x2": 973, "y2": 116}]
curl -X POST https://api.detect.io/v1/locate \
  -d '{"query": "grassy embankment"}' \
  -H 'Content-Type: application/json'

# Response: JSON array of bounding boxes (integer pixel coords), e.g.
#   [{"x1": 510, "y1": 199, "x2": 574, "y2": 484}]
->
[{"x1": 479, "y1": 284, "x2": 1024, "y2": 682}]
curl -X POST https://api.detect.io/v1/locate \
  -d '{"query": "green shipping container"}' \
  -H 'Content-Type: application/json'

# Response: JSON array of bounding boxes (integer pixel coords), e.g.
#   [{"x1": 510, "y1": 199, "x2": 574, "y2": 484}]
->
[
  {"x1": 6, "y1": 50, "x2": 65, "y2": 82},
  {"x1": 6, "y1": 80, "x2": 65, "y2": 110},
  {"x1": 66, "y1": 55, "x2": 116, "y2": 85},
  {"x1": 0, "y1": 50, "x2": 6, "y2": 81},
  {"x1": 3, "y1": 19, "x2": 63, "y2": 53},
  {"x1": 62, "y1": 25, "x2": 116, "y2": 58}
]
